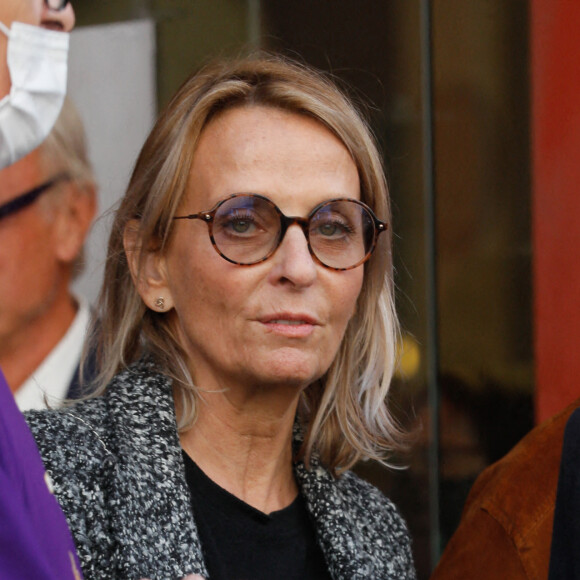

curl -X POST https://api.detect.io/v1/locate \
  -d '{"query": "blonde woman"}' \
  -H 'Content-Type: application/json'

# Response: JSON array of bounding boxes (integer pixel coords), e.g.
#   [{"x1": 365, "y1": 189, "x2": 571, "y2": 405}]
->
[{"x1": 26, "y1": 54, "x2": 416, "y2": 580}]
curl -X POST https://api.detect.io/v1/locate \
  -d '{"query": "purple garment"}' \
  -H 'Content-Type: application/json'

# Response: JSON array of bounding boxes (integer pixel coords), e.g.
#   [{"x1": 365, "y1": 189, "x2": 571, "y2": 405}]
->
[{"x1": 0, "y1": 370, "x2": 83, "y2": 579}]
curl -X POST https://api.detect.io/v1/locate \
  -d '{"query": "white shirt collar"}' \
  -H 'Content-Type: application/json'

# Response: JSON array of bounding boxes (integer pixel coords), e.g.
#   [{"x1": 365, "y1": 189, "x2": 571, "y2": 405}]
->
[{"x1": 15, "y1": 296, "x2": 91, "y2": 411}]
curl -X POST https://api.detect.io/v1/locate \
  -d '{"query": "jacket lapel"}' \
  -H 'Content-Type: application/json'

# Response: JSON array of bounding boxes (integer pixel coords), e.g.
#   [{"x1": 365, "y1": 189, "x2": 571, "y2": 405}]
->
[
  {"x1": 105, "y1": 362, "x2": 208, "y2": 579},
  {"x1": 99, "y1": 361, "x2": 376, "y2": 579},
  {"x1": 295, "y1": 458, "x2": 375, "y2": 580}
]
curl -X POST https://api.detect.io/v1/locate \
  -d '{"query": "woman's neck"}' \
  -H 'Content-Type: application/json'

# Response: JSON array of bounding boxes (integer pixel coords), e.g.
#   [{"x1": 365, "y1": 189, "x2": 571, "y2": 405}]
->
[{"x1": 179, "y1": 386, "x2": 301, "y2": 514}]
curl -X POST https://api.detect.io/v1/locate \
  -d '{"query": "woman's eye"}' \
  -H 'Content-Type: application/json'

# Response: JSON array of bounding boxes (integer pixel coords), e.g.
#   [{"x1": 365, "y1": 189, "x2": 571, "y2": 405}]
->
[
  {"x1": 318, "y1": 223, "x2": 339, "y2": 236},
  {"x1": 231, "y1": 218, "x2": 253, "y2": 233},
  {"x1": 218, "y1": 210, "x2": 262, "y2": 236},
  {"x1": 314, "y1": 218, "x2": 354, "y2": 238}
]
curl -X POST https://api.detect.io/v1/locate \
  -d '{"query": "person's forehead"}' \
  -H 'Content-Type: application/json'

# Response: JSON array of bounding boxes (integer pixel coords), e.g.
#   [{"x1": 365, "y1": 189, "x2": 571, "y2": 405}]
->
[{"x1": 0, "y1": 152, "x2": 44, "y2": 203}]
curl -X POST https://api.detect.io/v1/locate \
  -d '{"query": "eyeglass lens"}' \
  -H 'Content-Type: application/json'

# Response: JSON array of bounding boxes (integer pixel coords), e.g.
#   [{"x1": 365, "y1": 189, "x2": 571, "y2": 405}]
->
[
  {"x1": 44, "y1": 0, "x2": 69, "y2": 11},
  {"x1": 209, "y1": 195, "x2": 378, "y2": 270}
]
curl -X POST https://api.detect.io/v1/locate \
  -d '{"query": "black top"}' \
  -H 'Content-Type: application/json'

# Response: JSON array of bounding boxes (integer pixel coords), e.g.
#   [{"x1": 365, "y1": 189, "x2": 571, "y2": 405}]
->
[
  {"x1": 182, "y1": 451, "x2": 332, "y2": 580},
  {"x1": 549, "y1": 407, "x2": 580, "y2": 580}
]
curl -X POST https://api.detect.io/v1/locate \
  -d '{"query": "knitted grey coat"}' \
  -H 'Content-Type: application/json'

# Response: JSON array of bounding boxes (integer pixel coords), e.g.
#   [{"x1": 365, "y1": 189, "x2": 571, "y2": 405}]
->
[{"x1": 25, "y1": 360, "x2": 416, "y2": 580}]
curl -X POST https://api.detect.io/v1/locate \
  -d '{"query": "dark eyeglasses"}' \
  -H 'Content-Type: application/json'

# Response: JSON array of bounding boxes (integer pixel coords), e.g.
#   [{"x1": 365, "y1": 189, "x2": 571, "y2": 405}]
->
[
  {"x1": 44, "y1": 0, "x2": 70, "y2": 10},
  {"x1": 173, "y1": 193, "x2": 387, "y2": 271},
  {"x1": 0, "y1": 173, "x2": 70, "y2": 222}
]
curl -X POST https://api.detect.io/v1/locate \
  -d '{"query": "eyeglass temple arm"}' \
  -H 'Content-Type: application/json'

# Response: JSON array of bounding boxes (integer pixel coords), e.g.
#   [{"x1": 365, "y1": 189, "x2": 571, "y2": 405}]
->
[
  {"x1": 0, "y1": 173, "x2": 69, "y2": 221},
  {"x1": 173, "y1": 212, "x2": 213, "y2": 221}
]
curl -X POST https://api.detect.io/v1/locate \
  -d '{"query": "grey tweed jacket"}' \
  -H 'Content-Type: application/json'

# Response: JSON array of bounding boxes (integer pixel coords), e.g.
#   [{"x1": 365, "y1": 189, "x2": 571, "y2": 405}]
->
[{"x1": 25, "y1": 360, "x2": 416, "y2": 580}]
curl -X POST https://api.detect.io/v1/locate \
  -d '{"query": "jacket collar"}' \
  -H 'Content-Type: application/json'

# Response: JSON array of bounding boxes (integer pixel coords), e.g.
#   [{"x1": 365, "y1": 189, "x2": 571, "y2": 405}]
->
[
  {"x1": 103, "y1": 360, "x2": 371, "y2": 579},
  {"x1": 295, "y1": 456, "x2": 378, "y2": 578},
  {"x1": 105, "y1": 361, "x2": 208, "y2": 579}
]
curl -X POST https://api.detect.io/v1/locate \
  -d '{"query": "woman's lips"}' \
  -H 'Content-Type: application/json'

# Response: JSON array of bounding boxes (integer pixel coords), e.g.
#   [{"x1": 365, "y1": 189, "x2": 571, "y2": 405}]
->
[{"x1": 259, "y1": 314, "x2": 319, "y2": 338}]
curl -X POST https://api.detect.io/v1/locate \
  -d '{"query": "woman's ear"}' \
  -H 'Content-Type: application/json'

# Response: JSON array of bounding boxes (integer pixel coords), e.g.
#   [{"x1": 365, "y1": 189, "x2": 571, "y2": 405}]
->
[{"x1": 124, "y1": 220, "x2": 175, "y2": 313}]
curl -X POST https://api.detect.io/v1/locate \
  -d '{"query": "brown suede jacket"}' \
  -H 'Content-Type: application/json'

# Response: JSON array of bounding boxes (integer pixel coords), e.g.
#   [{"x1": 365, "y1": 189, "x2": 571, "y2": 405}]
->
[{"x1": 431, "y1": 398, "x2": 580, "y2": 580}]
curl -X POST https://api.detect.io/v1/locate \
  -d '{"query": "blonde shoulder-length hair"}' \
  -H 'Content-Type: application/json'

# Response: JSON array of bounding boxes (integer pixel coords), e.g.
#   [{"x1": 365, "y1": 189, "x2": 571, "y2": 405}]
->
[{"x1": 91, "y1": 53, "x2": 405, "y2": 475}]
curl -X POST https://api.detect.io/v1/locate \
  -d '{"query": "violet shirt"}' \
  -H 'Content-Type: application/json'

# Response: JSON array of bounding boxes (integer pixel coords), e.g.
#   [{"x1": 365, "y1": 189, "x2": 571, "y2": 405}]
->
[{"x1": 0, "y1": 369, "x2": 83, "y2": 579}]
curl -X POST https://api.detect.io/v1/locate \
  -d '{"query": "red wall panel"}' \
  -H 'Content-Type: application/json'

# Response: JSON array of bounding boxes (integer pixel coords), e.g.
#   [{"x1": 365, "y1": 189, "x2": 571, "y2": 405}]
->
[{"x1": 533, "y1": 0, "x2": 580, "y2": 422}]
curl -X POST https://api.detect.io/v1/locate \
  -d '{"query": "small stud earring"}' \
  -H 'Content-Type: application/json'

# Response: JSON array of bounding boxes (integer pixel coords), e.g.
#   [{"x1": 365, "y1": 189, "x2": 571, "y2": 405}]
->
[{"x1": 154, "y1": 297, "x2": 165, "y2": 310}]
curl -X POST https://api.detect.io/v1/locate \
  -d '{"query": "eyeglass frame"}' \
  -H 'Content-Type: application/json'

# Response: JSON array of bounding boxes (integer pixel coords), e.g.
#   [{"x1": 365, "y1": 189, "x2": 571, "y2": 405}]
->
[
  {"x1": 44, "y1": 0, "x2": 70, "y2": 11},
  {"x1": 173, "y1": 193, "x2": 388, "y2": 271},
  {"x1": 0, "y1": 173, "x2": 71, "y2": 222}
]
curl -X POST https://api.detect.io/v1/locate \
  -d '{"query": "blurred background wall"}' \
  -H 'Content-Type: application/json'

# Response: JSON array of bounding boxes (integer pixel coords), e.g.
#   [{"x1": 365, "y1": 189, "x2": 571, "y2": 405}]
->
[
  {"x1": 532, "y1": 0, "x2": 580, "y2": 423},
  {"x1": 66, "y1": 0, "x2": 579, "y2": 576},
  {"x1": 70, "y1": 19, "x2": 156, "y2": 304}
]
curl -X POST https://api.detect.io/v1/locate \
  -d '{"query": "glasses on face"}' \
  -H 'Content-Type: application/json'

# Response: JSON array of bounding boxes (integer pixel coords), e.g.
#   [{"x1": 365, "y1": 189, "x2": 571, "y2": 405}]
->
[
  {"x1": 173, "y1": 193, "x2": 387, "y2": 271},
  {"x1": 0, "y1": 173, "x2": 70, "y2": 222},
  {"x1": 43, "y1": 0, "x2": 70, "y2": 11}
]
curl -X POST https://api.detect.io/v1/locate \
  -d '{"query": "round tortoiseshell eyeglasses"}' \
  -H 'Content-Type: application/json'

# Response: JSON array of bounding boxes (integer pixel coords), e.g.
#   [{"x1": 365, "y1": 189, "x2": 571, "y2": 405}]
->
[{"x1": 173, "y1": 193, "x2": 387, "y2": 271}]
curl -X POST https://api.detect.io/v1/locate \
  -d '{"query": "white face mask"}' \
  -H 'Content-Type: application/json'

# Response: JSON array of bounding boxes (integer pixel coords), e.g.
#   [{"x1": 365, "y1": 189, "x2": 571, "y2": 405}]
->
[{"x1": 0, "y1": 21, "x2": 69, "y2": 170}]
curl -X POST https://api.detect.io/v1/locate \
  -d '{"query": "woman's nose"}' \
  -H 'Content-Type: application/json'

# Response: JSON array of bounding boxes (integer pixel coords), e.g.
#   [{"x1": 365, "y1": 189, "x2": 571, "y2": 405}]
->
[
  {"x1": 268, "y1": 225, "x2": 317, "y2": 287},
  {"x1": 41, "y1": 2, "x2": 75, "y2": 32}
]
